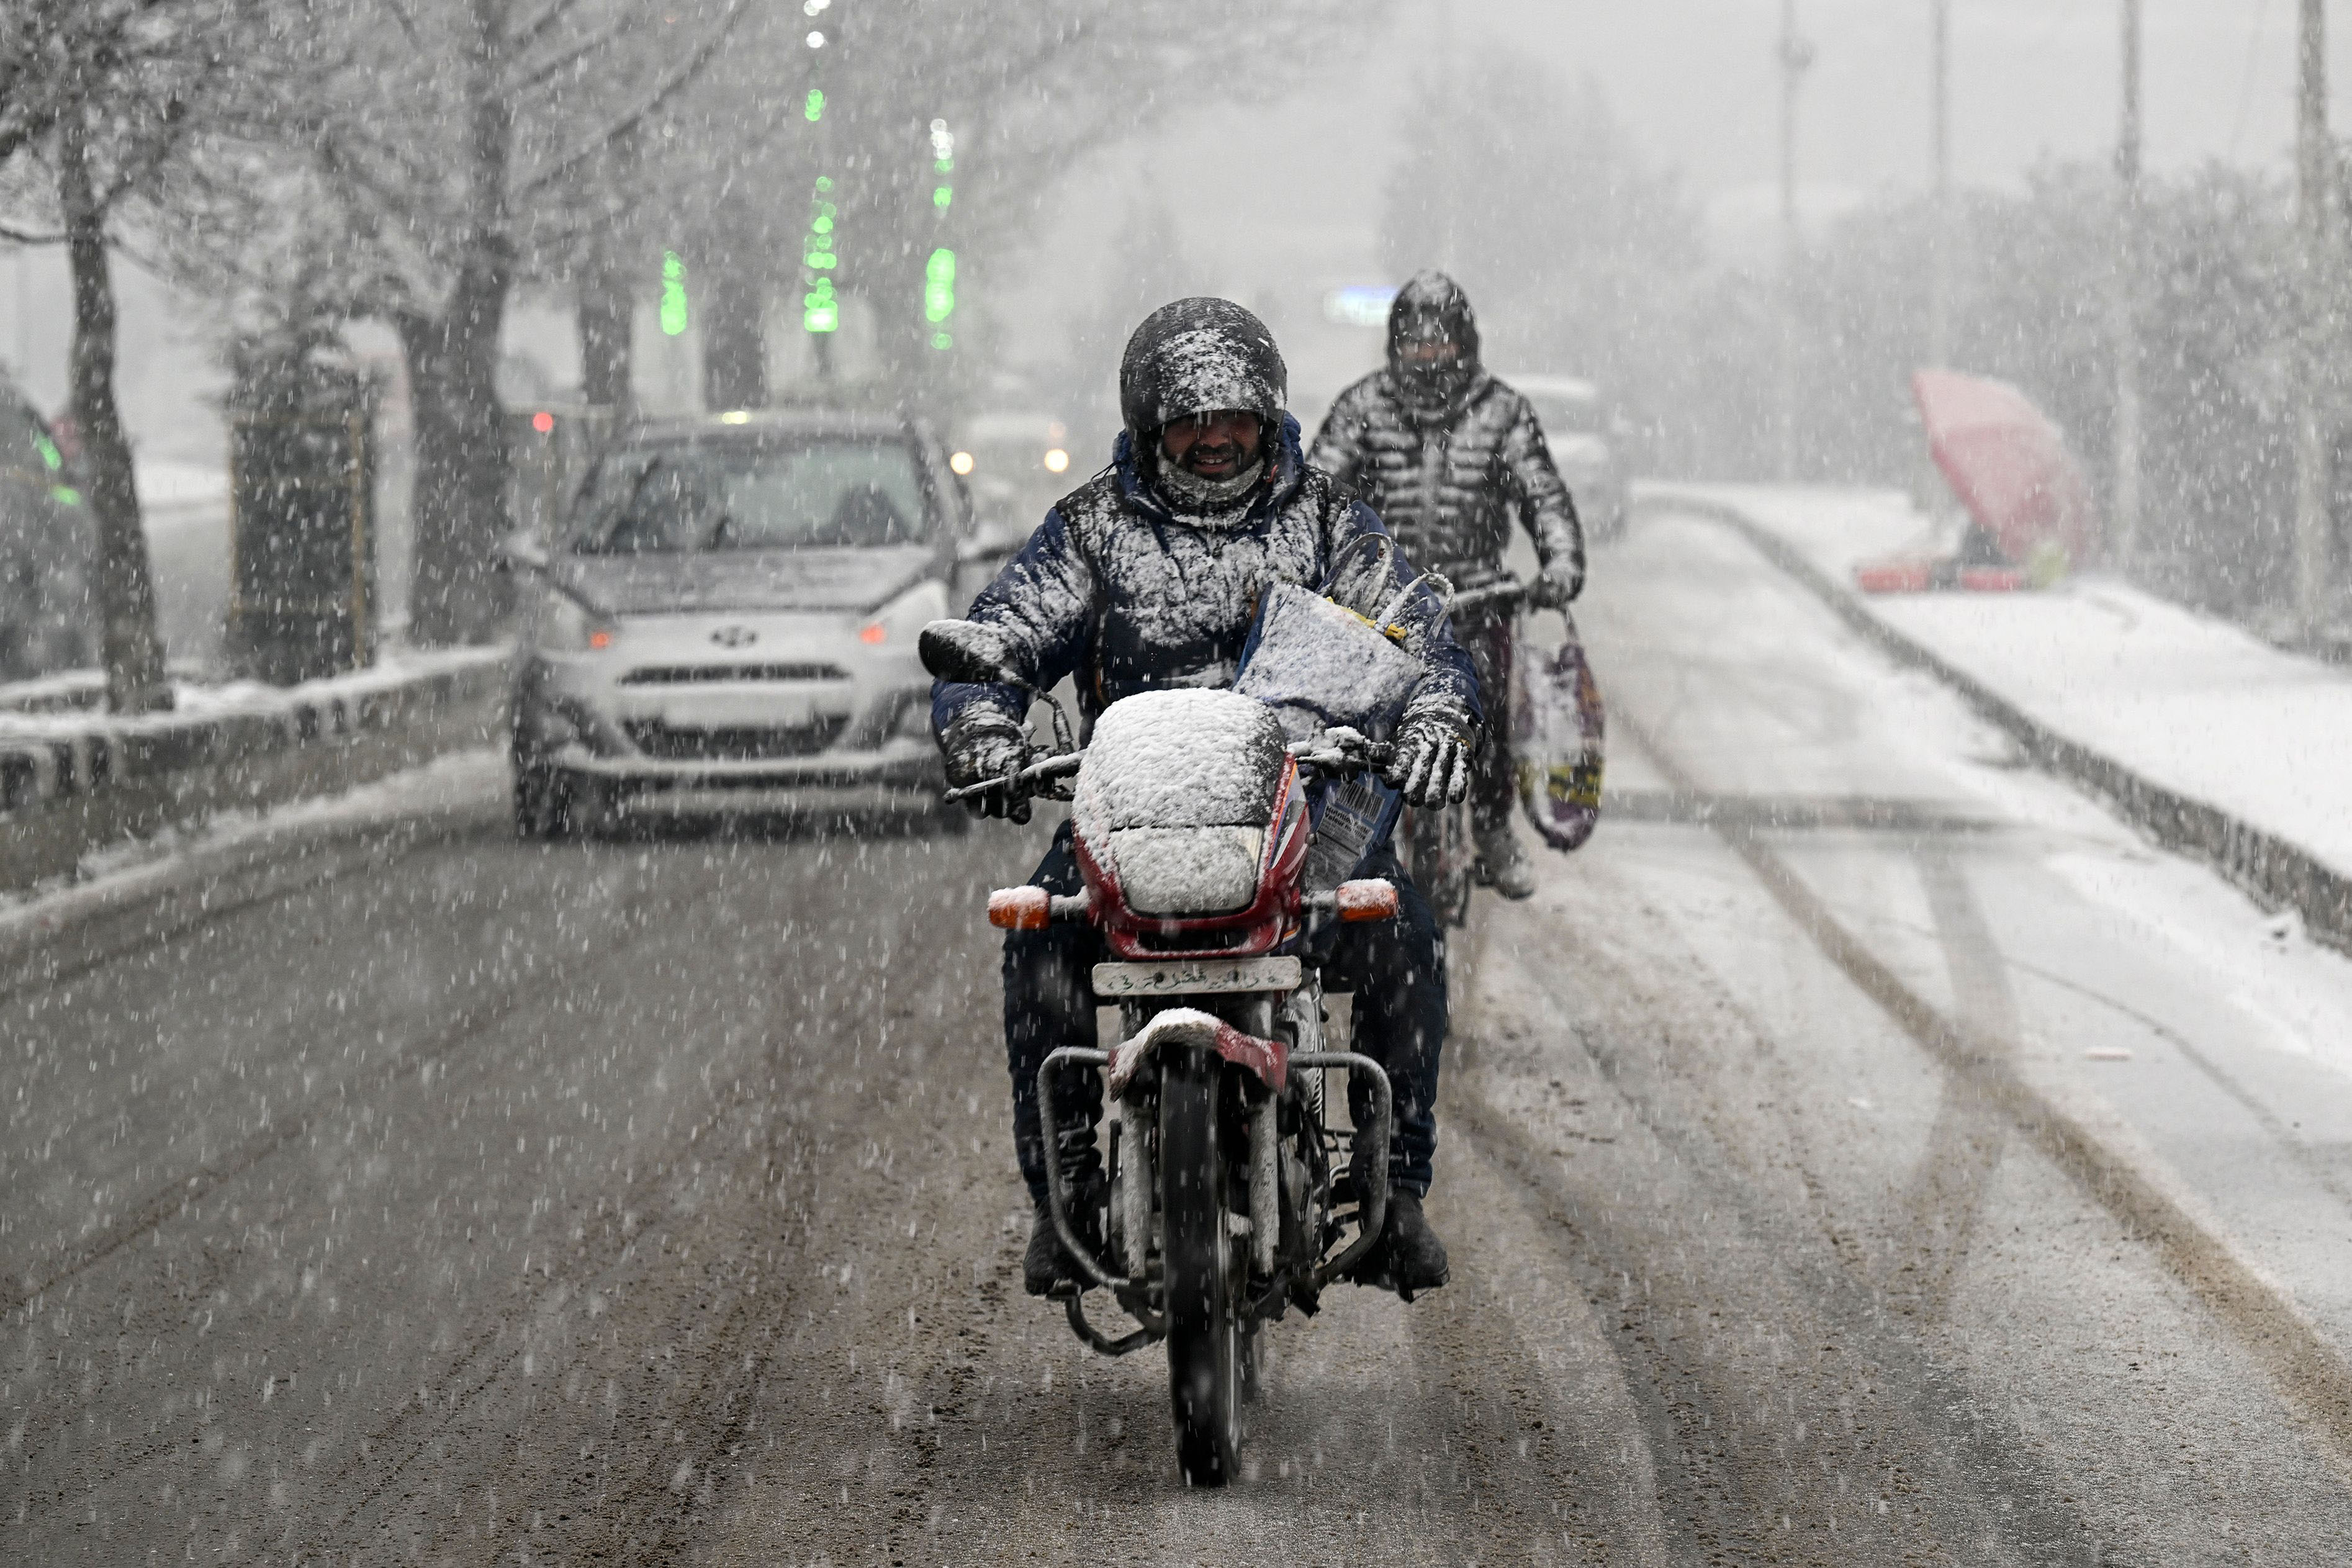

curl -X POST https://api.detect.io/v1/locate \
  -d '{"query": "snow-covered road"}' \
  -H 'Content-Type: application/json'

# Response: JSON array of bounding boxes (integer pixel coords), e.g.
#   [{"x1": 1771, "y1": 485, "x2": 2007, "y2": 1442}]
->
[{"x1": 8, "y1": 500, "x2": 2352, "y2": 1561}]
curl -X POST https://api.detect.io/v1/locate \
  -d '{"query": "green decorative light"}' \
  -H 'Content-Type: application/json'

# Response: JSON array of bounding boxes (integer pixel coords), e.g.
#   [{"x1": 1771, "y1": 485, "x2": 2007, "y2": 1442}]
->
[
  {"x1": 923, "y1": 248, "x2": 956, "y2": 325},
  {"x1": 804, "y1": 276, "x2": 839, "y2": 333},
  {"x1": 34, "y1": 433, "x2": 61, "y2": 471},
  {"x1": 804, "y1": 88, "x2": 824, "y2": 122},
  {"x1": 804, "y1": 250, "x2": 837, "y2": 269},
  {"x1": 814, "y1": 175, "x2": 834, "y2": 193},
  {"x1": 659, "y1": 251, "x2": 688, "y2": 336},
  {"x1": 933, "y1": 186, "x2": 952, "y2": 210},
  {"x1": 930, "y1": 331, "x2": 953, "y2": 352},
  {"x1": 51, "y1": 485, "x2": 83, "y2": 507}
]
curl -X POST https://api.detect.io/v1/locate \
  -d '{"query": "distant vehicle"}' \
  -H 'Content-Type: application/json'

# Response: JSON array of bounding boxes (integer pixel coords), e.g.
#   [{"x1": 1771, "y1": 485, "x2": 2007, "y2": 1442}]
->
[
  {"x1": 1501, "y1": 373, "x2": 1629, "y2": 543},
  {"x1": 948, "y1": 411, "x2": 1077, "y2": 565},
  {"x1": 503, "y1": 409, "x2": 969, "y2": 837},
  {"x1": 0, "y1": 377, "x2": 96, "y2": 679}
]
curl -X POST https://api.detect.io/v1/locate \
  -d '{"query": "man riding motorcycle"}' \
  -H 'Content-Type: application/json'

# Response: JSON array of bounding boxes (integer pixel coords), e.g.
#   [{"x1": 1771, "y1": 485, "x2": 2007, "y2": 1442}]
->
[
  {"x1": 930, "y1": 297, "x2": 1480, "y2": 1299},
  {"x1": 1309, "y1": 271, "x2": 1587, "y2": 901}
]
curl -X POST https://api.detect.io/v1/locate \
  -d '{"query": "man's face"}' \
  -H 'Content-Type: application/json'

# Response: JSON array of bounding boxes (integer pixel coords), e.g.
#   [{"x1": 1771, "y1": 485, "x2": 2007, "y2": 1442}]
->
[
  {"x1": 1159, "y1": 410, "x2": 1262, "y2": 479},
  {"x1": 1399, "y1": 336, "x2": 1463, "y2": 369}
]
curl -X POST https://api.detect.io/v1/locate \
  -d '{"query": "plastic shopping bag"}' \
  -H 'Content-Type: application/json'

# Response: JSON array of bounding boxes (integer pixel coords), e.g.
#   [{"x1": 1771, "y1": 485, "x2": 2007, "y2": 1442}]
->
[{"x1": 1513, "y1": 610, "x2": 1604, "y2": 851}]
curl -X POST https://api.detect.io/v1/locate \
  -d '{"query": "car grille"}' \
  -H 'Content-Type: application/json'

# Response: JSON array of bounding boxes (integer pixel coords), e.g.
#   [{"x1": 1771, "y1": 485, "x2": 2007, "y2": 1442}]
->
[
  {"x1": 618, "y1": 664, "x2": 848, "y2": 685},
  {"x1": 621, "y1": 716, "x2": 849, "y2": 760}
]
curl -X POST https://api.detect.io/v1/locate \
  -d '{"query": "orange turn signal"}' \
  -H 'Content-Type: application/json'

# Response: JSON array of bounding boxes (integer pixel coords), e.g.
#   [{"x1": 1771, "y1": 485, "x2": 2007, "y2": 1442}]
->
[
  {"x1": 988, "y1": 886, "x2": 1051, "y2": 930},
  {"x1": 1334, "y1": 878, "x2": 1399, "y2": 922}
]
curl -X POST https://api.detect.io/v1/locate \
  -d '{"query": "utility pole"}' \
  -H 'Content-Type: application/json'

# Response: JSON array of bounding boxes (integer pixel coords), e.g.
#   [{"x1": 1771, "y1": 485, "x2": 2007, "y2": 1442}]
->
[
  {"x1": 1926, "y1": 0, "x2": 1953, "y2": 371},
  {"x1": 1777, "y1": 1, "x2": 1815, "y2": 482},
  {"x1": 2112, "y1": 0, "x2": 2144, "y2": 570},
  {"x1": 2295, "y1": 0, "x2": 2333, "y2": 631}
]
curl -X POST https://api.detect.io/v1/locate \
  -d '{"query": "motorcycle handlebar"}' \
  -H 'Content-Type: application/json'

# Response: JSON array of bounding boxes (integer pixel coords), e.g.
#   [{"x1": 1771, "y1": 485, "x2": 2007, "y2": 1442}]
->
[
  {"x1": 1446, "y1": 577, "x2": 1530, "y2": 613},
  {"x1": 943, "y1": 750, "x2": 1083, "y2": 805}
]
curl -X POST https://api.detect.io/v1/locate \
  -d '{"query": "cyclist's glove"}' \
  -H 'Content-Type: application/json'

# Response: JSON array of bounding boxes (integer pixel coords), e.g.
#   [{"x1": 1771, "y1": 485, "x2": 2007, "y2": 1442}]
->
[{"x1": 1533, "y1": 560, "x2": 1583, "y2": 610}]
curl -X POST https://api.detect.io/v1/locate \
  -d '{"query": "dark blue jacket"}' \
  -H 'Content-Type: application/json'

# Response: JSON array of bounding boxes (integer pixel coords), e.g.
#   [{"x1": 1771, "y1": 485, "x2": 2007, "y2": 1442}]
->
[{"x1": 931, "y1": 417, "x2": 1480, "y2": 741}]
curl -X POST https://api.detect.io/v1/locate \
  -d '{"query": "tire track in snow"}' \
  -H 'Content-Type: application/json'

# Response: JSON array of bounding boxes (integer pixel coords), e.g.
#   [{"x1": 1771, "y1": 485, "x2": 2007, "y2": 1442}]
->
[{"x1": 1618, "y1": 705, "x2": 2352, "y2": 1480}]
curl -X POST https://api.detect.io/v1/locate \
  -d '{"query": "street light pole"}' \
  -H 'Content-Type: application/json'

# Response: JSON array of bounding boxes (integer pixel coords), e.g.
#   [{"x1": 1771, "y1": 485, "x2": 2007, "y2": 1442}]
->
[
  {"x1": 2112, "y1": 0, "x2": 2144, "y2": 570},
  {"x1": 2294, "y1": 0, "x2": 2334, "y2": 633},
  {"x1": 1926, "y1": 0, "x2": 1953, "y2": 371},
  {"x1": 1777, "y1": 1, "x2": 1815, "y2": 483}
]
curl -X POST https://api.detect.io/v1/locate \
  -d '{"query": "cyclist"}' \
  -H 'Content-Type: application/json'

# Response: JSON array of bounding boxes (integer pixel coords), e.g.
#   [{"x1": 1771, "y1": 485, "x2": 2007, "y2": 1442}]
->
[{"x1": 1310, "y1": 271, "x2": 1585, "y2": 900}]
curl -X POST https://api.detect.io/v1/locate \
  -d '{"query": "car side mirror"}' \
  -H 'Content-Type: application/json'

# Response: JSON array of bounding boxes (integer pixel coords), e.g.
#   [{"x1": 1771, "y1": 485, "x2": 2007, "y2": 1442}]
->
[
  {"x1": 499, "y1": 530, "x2": 550, "y2": 574},
  {"x1": 919, "y1": 619, "x2": 1020, "y2": 687}
]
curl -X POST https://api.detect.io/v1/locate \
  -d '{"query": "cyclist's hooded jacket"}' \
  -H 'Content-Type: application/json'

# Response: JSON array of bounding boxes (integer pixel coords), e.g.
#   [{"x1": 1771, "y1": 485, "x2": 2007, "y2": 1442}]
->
[
  {"x1": 1308, "y1": 271, "x2": 1585, "y2": 593},
  {"x1": 930, "y1": 299, "x2": 1479, "y2": 747}
]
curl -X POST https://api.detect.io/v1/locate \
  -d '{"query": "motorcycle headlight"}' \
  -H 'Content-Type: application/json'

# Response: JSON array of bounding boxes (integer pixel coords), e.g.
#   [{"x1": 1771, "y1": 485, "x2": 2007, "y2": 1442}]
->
[
  {"x1": 535, "y1": 588, "x2": 613, "y2": 653},
  {"x1": 857, "y1": 578, "x2": 950, "y2": 647}
]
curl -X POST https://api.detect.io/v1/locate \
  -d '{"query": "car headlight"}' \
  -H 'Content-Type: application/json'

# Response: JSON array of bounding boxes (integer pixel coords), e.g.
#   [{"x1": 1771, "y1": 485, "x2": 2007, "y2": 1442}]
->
[
  {"x1": 857, "y1": 578, "x2": 950, "y2": 646},
  {"x1": 535, "y1": 588, "x2": 613, "y2": 653}
]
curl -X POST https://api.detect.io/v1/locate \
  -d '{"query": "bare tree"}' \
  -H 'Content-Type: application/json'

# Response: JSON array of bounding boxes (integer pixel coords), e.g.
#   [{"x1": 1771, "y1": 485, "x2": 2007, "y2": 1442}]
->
[
  {"x1": 248, "y1": 0, "x2": 746, "y2": 646},
  {"x1": 0, "y1": 0, "x2": 269, "y2": 711}
]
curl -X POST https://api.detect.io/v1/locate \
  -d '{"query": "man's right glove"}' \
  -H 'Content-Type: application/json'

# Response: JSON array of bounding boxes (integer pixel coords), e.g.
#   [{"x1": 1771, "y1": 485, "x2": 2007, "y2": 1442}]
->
[
  {"x1": 943, "y1": 716, "x2": 1037, "y2": 822},
  {"x1": 1386, "y1": 707, "x2": 1474, "y2": 809}
]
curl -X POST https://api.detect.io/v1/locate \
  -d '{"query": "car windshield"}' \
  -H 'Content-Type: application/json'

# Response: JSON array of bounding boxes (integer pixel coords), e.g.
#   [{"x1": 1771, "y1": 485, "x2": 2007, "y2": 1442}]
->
[{"x1": 570, "y1": 438, "x2": 928, "y2": 554}]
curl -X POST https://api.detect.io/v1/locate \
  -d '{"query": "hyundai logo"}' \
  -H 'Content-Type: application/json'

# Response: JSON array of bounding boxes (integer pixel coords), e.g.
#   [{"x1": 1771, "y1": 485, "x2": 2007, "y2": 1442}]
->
[{"x1": 710, "y1": 626, "x2": 759, "y2": 648}]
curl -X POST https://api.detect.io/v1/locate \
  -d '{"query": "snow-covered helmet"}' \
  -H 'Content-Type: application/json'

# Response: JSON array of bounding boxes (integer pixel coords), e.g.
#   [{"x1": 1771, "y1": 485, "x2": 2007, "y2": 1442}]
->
[
  {"x1": 1387, "y1": 271, "x2": 1480, "y2": 412},
  {"x1": 1119, "y1": 297, "x2": 1288, "y2": 446}
]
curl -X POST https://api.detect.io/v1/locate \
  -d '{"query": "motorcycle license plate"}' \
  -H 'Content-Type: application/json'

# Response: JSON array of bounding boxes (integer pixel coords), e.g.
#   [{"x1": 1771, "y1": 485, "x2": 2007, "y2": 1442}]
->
[{"x1": 1091, "y1": 956, "x2": 1302, "y2": 998}]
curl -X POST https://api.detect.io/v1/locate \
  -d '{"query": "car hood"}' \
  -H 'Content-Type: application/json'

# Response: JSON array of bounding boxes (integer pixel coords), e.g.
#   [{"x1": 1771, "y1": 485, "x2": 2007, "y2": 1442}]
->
[{"x1": 554, "y1": 546, "x2": 937, "y2": 615}]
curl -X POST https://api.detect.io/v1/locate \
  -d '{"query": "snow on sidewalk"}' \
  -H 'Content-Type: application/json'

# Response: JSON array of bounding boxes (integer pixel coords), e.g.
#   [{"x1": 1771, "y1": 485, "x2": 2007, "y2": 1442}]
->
[{"x1": 1644, "y1": 482, "x2": 2352, "y2": 886}]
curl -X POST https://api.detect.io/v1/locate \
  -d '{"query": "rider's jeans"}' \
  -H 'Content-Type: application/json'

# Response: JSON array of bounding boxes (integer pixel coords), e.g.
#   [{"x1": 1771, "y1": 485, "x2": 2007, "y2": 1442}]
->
[
  {"x1": 1454, "y1": 609, "x2": 1518, "y2": 839},
  {"x1": 1003, "y1": 821, "x2": 1449, "y2": 1206}
]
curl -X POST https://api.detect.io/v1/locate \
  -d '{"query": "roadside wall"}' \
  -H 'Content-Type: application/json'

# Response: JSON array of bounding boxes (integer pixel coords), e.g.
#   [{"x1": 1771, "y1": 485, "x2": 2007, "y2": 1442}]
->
[{"x1": 0, "y1": 651, "x2": 505, "y2": 891}]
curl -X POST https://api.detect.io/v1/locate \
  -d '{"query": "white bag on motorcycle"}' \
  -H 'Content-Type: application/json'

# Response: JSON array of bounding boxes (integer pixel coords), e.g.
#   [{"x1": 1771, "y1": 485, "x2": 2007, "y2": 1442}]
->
[{"x1": 1231, "y1": 579, "x2": 1425, "y2": 744}]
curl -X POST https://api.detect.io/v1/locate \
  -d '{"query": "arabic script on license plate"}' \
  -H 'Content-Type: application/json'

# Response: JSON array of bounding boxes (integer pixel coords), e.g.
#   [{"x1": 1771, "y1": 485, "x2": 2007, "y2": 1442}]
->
[{"x1": 1091, "y1": 956, "x2": 1302, "y2": 997}]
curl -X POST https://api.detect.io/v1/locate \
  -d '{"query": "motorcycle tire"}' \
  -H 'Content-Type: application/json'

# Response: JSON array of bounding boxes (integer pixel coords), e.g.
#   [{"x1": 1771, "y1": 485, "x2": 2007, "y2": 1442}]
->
[{"x1": 1161, "y1": 1050, "x2": 1241, "y2": 1487}]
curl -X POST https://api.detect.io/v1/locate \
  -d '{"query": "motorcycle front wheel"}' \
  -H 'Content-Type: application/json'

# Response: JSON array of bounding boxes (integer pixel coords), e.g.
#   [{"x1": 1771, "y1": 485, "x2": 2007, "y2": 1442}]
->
[{"x1": 1161, "y1": 1050, "x2": 1241, "y2": 1486}]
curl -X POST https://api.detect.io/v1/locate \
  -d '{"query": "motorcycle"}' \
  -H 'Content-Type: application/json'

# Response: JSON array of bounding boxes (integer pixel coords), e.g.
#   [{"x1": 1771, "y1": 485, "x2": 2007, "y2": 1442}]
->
[{"x1": 921, "y1": 618, "x2": 1412, "y2": 1488}]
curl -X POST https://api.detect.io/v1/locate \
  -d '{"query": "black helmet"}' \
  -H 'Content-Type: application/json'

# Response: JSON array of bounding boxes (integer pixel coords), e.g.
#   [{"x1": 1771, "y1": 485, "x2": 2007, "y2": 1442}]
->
[
  {"x1": 1386, "y1": 270, "x2": 1480, "y2": 411},
  {"x1": 1119, "y1": 297, "x2": 1288, "y2": 444}
]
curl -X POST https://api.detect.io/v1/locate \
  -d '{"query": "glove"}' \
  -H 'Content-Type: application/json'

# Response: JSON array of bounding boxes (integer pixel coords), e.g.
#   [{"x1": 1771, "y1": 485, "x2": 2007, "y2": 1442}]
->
[
  {"x1": 944, "y1": 717, "x2": 1037, "y2": 822},
  {"x1": 1386, "y1": 707, "x2": 1474, "y2": 809},
  {"x1": 1533, "y1": 559, "x2": 1582, "y2": 610}
]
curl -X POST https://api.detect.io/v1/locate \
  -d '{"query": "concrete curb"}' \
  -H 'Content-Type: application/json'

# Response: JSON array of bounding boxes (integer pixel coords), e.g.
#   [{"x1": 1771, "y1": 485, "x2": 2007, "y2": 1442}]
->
[
  {"x1": 1640, "y1": 490, "x2": 2352, "y2": 954},
  {"x1": 0, "y1": 651, "x2": 507, "y2": 891}
]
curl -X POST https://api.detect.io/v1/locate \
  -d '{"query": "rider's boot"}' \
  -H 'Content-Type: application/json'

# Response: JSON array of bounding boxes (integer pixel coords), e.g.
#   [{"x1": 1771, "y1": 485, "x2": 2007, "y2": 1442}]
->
[
  {"x1": 1345, "y1": 1185, "x2": 1451, "y2": 1297},
  {"x1": 1383, "y1": 1190, "x2": 1451, "y2": 1293},
  {"x1": 1022, "y1": 1169, "x2": 1107, "y2": 1295},
  {"x1": 1475, "y1": 823, "x2": 1538, "y2": 901}
]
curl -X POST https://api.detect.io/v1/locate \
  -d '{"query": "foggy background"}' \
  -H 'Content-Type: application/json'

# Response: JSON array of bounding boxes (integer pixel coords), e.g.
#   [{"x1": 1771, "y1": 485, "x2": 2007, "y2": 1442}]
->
[{"x1": 3, "y1": 0, "x2": 2345, "y2": 641}]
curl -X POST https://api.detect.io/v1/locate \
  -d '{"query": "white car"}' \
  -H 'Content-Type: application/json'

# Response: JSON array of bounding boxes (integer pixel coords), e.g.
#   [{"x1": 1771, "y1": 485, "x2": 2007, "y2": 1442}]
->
[{"x1": 506, "y1": 410, "x2": 968, "y2": 836}]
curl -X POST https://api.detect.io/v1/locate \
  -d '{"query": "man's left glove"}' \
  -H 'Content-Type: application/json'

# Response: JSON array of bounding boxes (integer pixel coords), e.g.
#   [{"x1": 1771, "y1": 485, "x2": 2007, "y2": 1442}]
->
[
  {"x1": 1532, "y1": 559, "x2": 1583, "y2": 610},
  {"x1": 1386, "y1": 706, "x2": 1474, "y2": 809},
  {"x1": 943, "y1": 715, "x2": 1037, "y2": 823}
]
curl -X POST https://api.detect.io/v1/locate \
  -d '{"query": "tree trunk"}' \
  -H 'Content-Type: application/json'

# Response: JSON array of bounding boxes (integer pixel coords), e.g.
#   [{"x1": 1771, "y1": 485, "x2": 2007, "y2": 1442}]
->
[
  {"x1": 407, "y1": 0, "x2": 518, "y2": 647},
  {"x1": 58, "y1": 115, "x2": 172, "y2": 713},
  {"x1": 700, "y1": 258, "x2": 767, "y2": 412},
  {"x1": 578, "y1": 243, "x2": 633, "y2": 410}
]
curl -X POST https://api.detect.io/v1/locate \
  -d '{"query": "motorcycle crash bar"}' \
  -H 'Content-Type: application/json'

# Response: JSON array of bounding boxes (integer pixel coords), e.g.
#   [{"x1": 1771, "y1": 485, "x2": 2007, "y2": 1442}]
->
[{"x1": 987, "y1": 886, "x2": 1092, "y2": 930}]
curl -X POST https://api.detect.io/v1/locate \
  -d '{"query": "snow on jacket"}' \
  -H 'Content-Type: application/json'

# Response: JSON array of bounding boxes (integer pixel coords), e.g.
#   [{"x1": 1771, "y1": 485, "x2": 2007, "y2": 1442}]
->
[
  {"x1": 1309, "y1": 369, "x2": 1585, "y2": 593},
  {"x1": 930, "y1": 416, "x2": 1480, "y2": 744}
]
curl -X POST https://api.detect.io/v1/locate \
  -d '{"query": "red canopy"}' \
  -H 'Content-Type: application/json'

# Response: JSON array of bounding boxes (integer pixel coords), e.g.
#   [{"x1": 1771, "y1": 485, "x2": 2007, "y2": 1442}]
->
[{"x1": 1913, "y1": 369, "x2": 2097, "y2": 572}]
